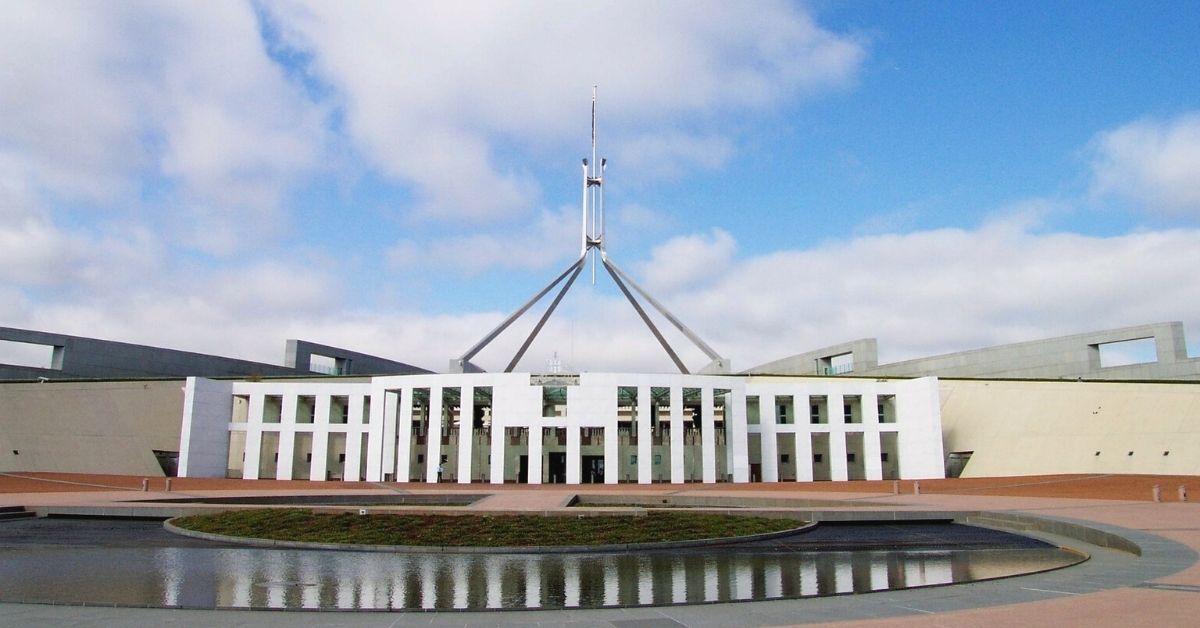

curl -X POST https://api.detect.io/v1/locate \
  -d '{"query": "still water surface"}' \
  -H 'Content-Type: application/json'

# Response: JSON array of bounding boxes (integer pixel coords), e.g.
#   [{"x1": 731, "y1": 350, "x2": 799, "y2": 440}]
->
[{"x1": 0, "y1": 521, "x2": 1080, "y2": 610}]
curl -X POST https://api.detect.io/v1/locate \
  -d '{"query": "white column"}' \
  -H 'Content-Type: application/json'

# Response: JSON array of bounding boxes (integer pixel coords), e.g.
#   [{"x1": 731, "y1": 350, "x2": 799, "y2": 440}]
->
[
  {"x1": 863, "y1": 429, "x2": 883, "y2": 480},
  {"x1": 566, "y1": 426, "x2": 581, "y2": 484},
  {"x1": 457, "y1": 385, "x2": 474, "y2": 484},
  {"x1": 489, "y1": 414, "x2": 506, "y2": 484},
  {"x1": 760, "y1": 394, "x2": 779, "y2": 482},
  {"x1": 701, "y1": 387, "x2": 716, "y2": 483},
  {"x1": 364, "y1": 390, "x2": 385, "y2": 482},
  {"x1": 395, "y1": 388, "x2": 413, "y2": 481},
  {"x1": 729, "y1": 386, "x2": 750, "y2": 483},
  {"x1": 344, "y1": 395, "x2": 365, "y2": 481},
  {"x1": 794, "y1": 423, "x2": 813, "y2": 482},
  {"x1": 425, "y1": 386, "x2": 443, "y2": 483},
  {"x1": 275, "y1": 394, "x2": 297, "y2": 480},
  {"x1": 669, "y1": 386, "x2": 685, "y2": 483},
  {"x1": 310, "y1": 393, "x2": 331, "y2": 481},
  {"x1": 637, "y1": 385, "x2": 652, "y2": 484},
  {"x1": 827, "y1": 392, "x2": 848, "y2": 481},
  {"x1": 243, "y1": 394, "x2": 264, "y2": 479},
  {"x1": 380, "y1": 388, "x2": 398, "y2": 481},
  {"x1": 528, "y1": 422, "x2": 543, "y2": 484},
  {"x1": 604, "y1": 418, "x2": 619, "y2": 485}
]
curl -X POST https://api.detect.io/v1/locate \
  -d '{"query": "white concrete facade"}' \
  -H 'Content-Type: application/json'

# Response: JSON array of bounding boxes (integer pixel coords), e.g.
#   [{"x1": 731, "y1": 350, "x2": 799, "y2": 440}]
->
[{"x1": 180, "y1": 373, "x2": 945, "y2": 484}]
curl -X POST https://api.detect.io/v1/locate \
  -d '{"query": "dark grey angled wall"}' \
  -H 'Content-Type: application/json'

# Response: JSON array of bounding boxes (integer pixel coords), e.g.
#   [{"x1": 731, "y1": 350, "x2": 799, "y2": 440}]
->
[
  {"x1": 1, "y1": 327, "x2": 308, "y2": 380},
  {"x1": 284, "y1": 339, "x2": 430, "y2": 375}
]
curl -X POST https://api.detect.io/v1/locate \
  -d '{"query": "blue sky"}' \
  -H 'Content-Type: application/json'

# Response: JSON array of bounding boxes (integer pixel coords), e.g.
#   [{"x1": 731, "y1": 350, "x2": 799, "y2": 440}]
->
[{"x1": 2, "y1": 1, "x2": 1199, "y2": 373}]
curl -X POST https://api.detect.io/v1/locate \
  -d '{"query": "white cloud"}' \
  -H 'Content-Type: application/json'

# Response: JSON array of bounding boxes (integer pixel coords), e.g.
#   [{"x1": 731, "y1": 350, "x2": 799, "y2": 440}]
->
[
  {"x1": 262, "y1": 0, "x2": 865, "y2": 219},
  {"x1": 1090, "y1": 112, "x2": 1200, "y2": 216},
  {"x1": 9, "y1": 221, "x2": 1200, "y2": 375},
  {"x1": 0, "y1": 1, "x2": 326, "y2": 254},
  {"x1": 615, "y1": 132, "x2": 734, "y2": 181},
  {"x1": 388, "y1": 206, "x2": 579, "y2": 276},
  {"x1": 636, "y1": 229, "x2": 737, "y2": 292}
]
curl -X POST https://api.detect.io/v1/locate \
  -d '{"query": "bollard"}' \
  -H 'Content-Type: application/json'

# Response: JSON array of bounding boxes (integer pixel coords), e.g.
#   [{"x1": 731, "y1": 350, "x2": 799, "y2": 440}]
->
[
  {"x1": 1180, "y1": 485, "x2": 1189, "y2": 502},
  {"x1": 913, "y1": 481, "x2": 921, "y2": 495},
  {"x1": 1152, "y1": 484, "x2": 1161, "y2": 502},
  {"x1": 141, "y1": 478, "x2": 149, "y2": 492},
  {"x1": 892, "y1": 480, "x2": 900, "y2": 495},
  {"x1": 165, "y1": 478, "x2": 172, "y2": 492}
]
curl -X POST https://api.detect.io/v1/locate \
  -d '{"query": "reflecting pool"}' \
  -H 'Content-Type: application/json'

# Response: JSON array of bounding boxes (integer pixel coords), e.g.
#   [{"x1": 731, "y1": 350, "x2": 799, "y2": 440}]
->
[{"x1": 0, "y1": 519, "x2": 1082, "y2": 610}]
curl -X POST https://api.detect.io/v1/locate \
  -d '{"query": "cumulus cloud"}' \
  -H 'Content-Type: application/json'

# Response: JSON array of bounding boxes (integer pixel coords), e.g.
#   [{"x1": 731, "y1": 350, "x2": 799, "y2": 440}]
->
[
  {"x1": 388, "y1": 206, "x2": 580, "y2": 276},
  {"x1": 1090, "y1": 112, "x2": 1200, "y2": 216},
  {"x1": 261, "y1": 0, "x2": 865, "y2": 219},
  {"x1": 636, "y1": 229, "x2": 737, "y2": 292},
  {"x1": 0, "y1": 1, "x2": 325, "y2": 254}
]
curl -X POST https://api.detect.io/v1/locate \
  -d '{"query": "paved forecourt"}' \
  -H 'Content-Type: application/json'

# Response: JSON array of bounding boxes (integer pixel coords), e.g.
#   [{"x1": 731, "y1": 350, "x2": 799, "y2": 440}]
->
[{"x1": 0, "y1": 473, "x2": 1198, "y2": 627}]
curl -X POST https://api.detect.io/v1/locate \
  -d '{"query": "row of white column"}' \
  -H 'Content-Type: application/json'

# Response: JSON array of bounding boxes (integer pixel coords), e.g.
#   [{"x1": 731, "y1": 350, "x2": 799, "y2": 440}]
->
[
  {"x1": 228, "y1": 386, "x2": 907, "y2": 484},
  {"x1": 752, "y1": 392, "x2": 897, "y2": 482},
  {"x1": 374, "y1": 383, "x2": 752, "y2": 485}
]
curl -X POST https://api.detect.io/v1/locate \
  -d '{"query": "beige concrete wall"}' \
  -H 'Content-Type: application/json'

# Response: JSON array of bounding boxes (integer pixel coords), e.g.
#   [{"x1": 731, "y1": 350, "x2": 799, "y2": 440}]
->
[
  {"x1": 0, "y1": 379, "x2": 185, "y2": 475},
  {"x1": 940, "y1": 379, "x2": 1200, "y2": 477}
]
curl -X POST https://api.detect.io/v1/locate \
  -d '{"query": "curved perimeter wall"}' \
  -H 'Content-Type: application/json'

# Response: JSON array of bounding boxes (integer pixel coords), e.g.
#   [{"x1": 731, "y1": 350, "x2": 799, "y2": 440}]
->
[{"x1": 940, "y1": 379, "x2": 1200, "y2": 477}]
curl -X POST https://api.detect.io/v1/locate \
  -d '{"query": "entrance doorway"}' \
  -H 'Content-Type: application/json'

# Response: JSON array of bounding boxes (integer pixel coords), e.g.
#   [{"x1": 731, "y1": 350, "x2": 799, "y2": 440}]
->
[
  {"x1": 548, "y1": 452, "x2": 566, "y2": 483},
  {"x1": 518, "y1": 455, "x2": 528, "y2": 484},
  {"x1": 582, "y1": 455, "x2": 605, "y2": 483}
]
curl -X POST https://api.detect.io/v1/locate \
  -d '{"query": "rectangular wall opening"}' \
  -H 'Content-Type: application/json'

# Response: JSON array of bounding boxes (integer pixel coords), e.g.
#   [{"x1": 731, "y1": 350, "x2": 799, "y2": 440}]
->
[
  {"x1": 296, "y1": 396, "x2": 315, "y2": 424},
  {"x1": 878, "y1": 395, "x2": 896, "y2": 424},
  {"x1": 651, "y1": 387, "x2": 670, "y2": 482},
  {"x1": 809, "y1": 397, "x2": 828, "y2": 424},
  {"x1": 0, "y1": 339, "x2": 60, "y2": 369},
  {"x1": 504, "y1": 427, "x2": 529, "y2": 483},
  {"x1": 880, "y1": 432, "x2": 900, "y2": 480},
  {"x1": 308, "y1": 353, "x2": 348, "y2": 375},
  {"x1": 263, "y1": 396, "x2": 282, "y2": 423},
  {"x1": 714, "y1": 388, "x2": 731, "y2": 482},
  {"x1": 811, "y1": 433, "x2": 831, "y2": 481},
  {"x1": 231, "y1": 396, "x2": 250, "y2": 423},
  {"x1": 326, "y1": 433, "x2": 347, "y2": 480},
  {"x1": 542, "y1": 386, "x2": 566, "y2": 418},
  {"x1": 1094, "y1": 337, "x2": 1158, "y2": 367},
  {"x1": 473, "y1": 387, "x2": 492, "y2": 482},
  {"x1": 258, "y1": 431, "x2": 280, "y2": 478},
  {"x1": 226, "y1": 431, "x2": 246, "y2": 478},
  {"x1": 777, "y1": 433, "x2": 796, "y2": 481},
  {"x1": 291, "y1": 432, "x2": 313, "y2": 479},
  {"x1": 330, "y1": 396, "x2": 349, "y2": 424},
  {"x1": 845, "y1": 432, "x2": 866, "y2": 480}
]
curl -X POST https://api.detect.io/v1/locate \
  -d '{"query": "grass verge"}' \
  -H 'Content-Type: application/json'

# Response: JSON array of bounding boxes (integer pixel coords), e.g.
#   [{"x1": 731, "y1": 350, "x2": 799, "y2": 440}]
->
[{"x1": 171, "y1": 509, "x2": 800, "y2": 547}]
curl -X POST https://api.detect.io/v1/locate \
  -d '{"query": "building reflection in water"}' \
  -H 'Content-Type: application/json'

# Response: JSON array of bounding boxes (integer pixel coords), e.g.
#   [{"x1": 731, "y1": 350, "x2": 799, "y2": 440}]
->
[{"x1": 141, "y1": 546, "x2": 1076, "y2": 610}]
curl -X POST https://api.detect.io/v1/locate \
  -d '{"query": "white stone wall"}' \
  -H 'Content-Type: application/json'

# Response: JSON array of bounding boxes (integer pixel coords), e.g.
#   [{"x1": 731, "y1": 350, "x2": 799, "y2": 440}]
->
[{"x1": 180, "y1": 373, "x2": 946, "y2": 483}]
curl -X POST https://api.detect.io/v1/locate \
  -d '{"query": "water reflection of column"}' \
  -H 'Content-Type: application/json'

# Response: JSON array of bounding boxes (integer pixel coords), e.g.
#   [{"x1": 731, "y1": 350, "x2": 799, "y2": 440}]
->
[
  {"x1": 298, "y1": 555, "x2": 320, "y2": 609},
  {"x1": 524, "y1": 557, "x2": 541, "y2": 608},
  {"x1": 672, "y1": 557, "x2": 687, "y2": 603},
  {"x1": 485, "y1": 556, "x2": 502, "y2": 609},
  {"x1": 902, "y1": 552, "x2": 950, "y2": 588},
  {"x1": 734, "y1": 561, "x2": 753, "y2": 601},
  {"x1": 564, "y1": 558, "x2": 581, "y2": 607},
  {"x1": 156, "y1": 547, "x2": 181, "y2": 607},
  {"x1": 800, "y1": 559, "x2": 817, "y2": 596},
  {"x1": 603, "y1": 556, "x2": 618, "y2": 606},
  {"x1": 336, "y1": 560, "x2": 355, "y2": 609},
  {"x1": 420, "y1": 556, "x2": 436, "y2": 609},
  {"x1": 442, "y1": 558, "x2": 464, "y2": 609},
  {"x1": 213, "y1": 551, "x2": 245, "y2": 607},
  {"x1": 638, "y1": 555, "x2": 654, "y2": 606},
  {"x1": 264, "y1": 552, "x2": 287, "y2": 608},
  {"x1": 390, "y1": 556, "x2": 408, "y2": 610},
  {"x1": 360, "y1": 561, "x2": 379, "y2": 610},
  {"x1": 834, "y1": 554, "x2": 853, "y2": 594},
  {"x1": 704, "y1": 557, "x2": 719, "y2": 602},
  {"x1": 869, "y1": 553, "x2": 889, "y2": 591},
  {"x1": 765, "y1": 560, "x2": 782, "y2": 599}
]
